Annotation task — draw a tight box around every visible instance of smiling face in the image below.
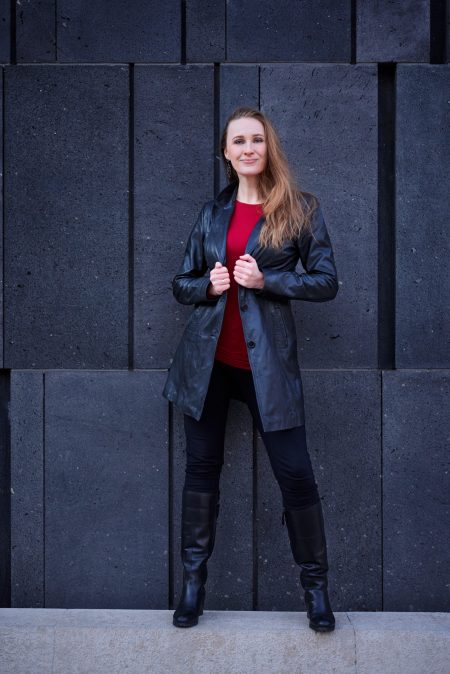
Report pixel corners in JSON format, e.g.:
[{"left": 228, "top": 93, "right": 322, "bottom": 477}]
[{"left": 224, "top": 117, "right": 267, "bottom": 179}]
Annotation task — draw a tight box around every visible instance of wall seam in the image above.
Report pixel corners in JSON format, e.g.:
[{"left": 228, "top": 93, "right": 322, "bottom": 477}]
[
  {"left": 377, "top": 63, "right": 396, "bottom": 372},
  {"left": 128, "top": 64, "right": 135, "bottom": 370},
  {"left": 430, "top": 0, "right": 447, "bottom": 63}
]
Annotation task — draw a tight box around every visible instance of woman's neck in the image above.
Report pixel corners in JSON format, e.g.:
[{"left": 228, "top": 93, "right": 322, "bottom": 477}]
[{"left": 236, "top": 177, "right": 263, "bottom": 204}]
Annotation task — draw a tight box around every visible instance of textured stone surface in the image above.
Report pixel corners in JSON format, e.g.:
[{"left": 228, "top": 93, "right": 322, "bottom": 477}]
[
  {"left": 16, "top": 0, "right": 56, "bottom": 62},
  {"left": 258, "top": 369, "right": 382, "bottom": 611},
  {"left": 396, "top": 65, "right": 450, "bottom": 368},
  {"left": 10, "top": 372, "right": 45, "bottom": 607},
  {"left": 187, "top": 0, "right": 225, "bottom": 62},
  {"left": 350, "top": 611, "right": 450, "bottom": 674},
  {"left": 0, "top": 70, "right": 3, "bottom": 366},
  {"left": 134, "top": 65, "right": 214, "bottom": 369},
  {"left": 383, "top": 370, "right": 450, "bottom": 611},
  {"left": 227, "top": 0, "right": 351, "bottom": 62},
  {"left": 260, "top": 64, "right": 378, "bottom": 368},
  {"left": 43, "top": 370, "right": 168, "bottom": 608},
  {"left": 172, "top": 400, "right": 254, "bottom": 610},
  {"left": 4, "top": 65, "right": 129, "bottom": 369},
  {"left": 357, "top": 0, "right": 429, "bottom": 63},
  {"left": 1, "top": 609, "right": 449, "bottom": 674},
  {"left": 0, "top": 1, "right": 10, "bottom": 63},
  {"left": 57, "top": 0, "right": 180, "bottom": 62},
  {"left": 0, "top": 373, "right": 10, "bottom": 608}
]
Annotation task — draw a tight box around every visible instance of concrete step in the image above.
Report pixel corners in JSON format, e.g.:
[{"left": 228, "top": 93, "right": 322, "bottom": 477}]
[{"left": 0, "top": 609, "right": 449, "bottom": 674}]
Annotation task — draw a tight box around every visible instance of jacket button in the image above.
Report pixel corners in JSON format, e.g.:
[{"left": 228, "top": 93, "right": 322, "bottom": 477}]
[
  {"left": 241, "top": 304, "right": 248, "bottom": 311},
  {"left": 247, "top": 340, "right": 255, "bottom": 348}
]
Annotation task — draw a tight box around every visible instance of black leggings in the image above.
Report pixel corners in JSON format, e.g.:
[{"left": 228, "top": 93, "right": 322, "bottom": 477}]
[{"left": 183, "top": 359, "right": 321, "bottom": 510}]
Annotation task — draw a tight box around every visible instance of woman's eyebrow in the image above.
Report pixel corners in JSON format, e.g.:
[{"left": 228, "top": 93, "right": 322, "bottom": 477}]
[{"left": 231, "top": 134, "right": 264, "bottom": 140}]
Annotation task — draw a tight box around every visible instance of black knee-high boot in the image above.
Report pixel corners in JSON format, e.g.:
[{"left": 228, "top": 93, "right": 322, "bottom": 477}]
[
  {"left": 282, "top": 499, "right": 335, "bottom": 632},
  {"left": 173, "top": 488, "right": 220, "bottom": 628}
]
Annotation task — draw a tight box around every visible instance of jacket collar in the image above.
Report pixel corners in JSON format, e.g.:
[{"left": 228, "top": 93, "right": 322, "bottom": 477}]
[
  {"left": 213, "top": 180, "right": 266, "bottom": 262},
  {"left": 213, "top": 179, "right": 239, "bottom": 208}
]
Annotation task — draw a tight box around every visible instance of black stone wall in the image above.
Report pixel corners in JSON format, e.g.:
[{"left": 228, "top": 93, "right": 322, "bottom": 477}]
[{"left": 0, "top": 1, "right": 448, "bottom": 612}]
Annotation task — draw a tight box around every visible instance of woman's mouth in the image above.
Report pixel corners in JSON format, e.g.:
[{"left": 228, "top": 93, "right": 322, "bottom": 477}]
[{"left": 242, "top": 159, "right": 257, "bottom": 164}]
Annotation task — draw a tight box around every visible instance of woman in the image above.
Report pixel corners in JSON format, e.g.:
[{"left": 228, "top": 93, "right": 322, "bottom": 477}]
[{"left": 162, "top": 106, "right": 339, "bottom": 632}]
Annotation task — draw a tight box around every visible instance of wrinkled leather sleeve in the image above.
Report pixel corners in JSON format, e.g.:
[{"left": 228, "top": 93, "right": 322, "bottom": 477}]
[
  {"left": 254, "top": 201, "right": 339, "bottom": 302},
  {"left": 172, "top": 203, "right": 219, "bottom": 306}
]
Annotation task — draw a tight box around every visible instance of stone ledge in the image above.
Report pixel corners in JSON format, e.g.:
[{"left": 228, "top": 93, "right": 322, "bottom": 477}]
[{"left": 0, "top": 609, "right": 449, "bottom": 674}]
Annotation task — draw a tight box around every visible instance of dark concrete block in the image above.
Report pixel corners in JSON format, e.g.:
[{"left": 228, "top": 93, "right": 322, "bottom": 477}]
[
  {"left": 0, "top": 70, "right": 2, "bottom": 367},
  {"left": 10, "top": 372, "right": 45, "bottom": 607},
  {"left": 0, "top": 373, "right": 11, "bottom": 607},
  {"left": 44, "top": 370, "right": 168, "bottom": 608},
  {"left": 447, "top": 10, "right": 450, "bottom": 63},
  {"left": 4, "top": 65, "right": 129, "bottom": 369},
  {"left": 357, "top": 0, "right": 429, "bottom": 63},
  {"left": 134, "top": 65, "right": 214, "bottom": 369},
  {"left": 0, "top": 1, "right": 10, "bottom": 63},
  {"left": 172, "top": 399, "right": 254, "bottom": 610},
  {"left": 16, "top": 0, "right": 56, "bottom": 63},
  {"left": 396, "top": 65, "right": 450, "bottom": 368},
  {"left": 227, "top": 0, "right": 351, "bottom": 62},
  {"left": 57, "top": 0, "right": 180, "bottom": 62},
  {"left": 218, "top": 64, "right": 259, "bottom": 187},
  {"left": 260, "top": 64, "right": 378, "bottom": 369},
  {"left": 383, "top": 370, "right": 450, "bottom": 611},
  {"left": 187, "top": 0, "right": 225, "bottom": 62},
  {"left": 258, "top": 370, "right": 382, "bottom": 611}
]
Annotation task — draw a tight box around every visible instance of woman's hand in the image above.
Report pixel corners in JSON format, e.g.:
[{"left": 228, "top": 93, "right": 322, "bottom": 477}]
[
  {"left": 207, "top": 261, "right": 231, "bottom": 297},
  {"left": 233, "top": 254, "right": 264, "bottom": 289}
]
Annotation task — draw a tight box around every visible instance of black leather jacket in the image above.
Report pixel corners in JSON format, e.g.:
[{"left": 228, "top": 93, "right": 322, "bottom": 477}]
[{"left": 162, "top": 180, "right": 339, "bottom": 431}]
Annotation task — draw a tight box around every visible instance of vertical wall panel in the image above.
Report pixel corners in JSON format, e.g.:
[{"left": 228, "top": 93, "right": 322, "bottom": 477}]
[
  {"left": 357, "top": 0, "right": 430, "bottom": 63},
  {"left": 16, "top": 0, "right": 56, "bottom": 63},
  {"left": 44, "top": 371, "right": 168, "bottom": 608},
  {"left": 227, "top": 0, "right": 351, "bottom": 62},
  {"left": 187, "top": 0, "right": 225, "bottom": 63},
  {"left": 0, "top": 68, "right": 3, "bottom": 366},
  {"left": 4, "top": 66, "right": 129, "bottom": 369},
  {"left": 0, "top": 1, "right": 10, "bottom": 63},
  {"left": 10, "top": 372, "right": 45, "bottom": 607},
  {"left": 134, "top": 65, "right": 214, "bottom": 369},
  {"left": 396, "top": 65, "right": 450, "bottom": 368},
  {"left": 383, "top": 371, "right": 450, "bottom": 610}
]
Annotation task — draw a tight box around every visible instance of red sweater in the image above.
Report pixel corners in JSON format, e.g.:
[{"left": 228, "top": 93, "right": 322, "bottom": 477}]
[{"left": 215, "top": 200, "right": 264, "bottom": 370}]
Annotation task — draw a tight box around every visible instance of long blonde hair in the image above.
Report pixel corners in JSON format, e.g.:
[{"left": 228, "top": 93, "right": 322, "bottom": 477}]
[{"left": 220, "top": 106, "right": 319, "bottom": 250}]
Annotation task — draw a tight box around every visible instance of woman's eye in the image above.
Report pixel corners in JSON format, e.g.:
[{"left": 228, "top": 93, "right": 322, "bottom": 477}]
[{"left": 233, "top": 138, "right": 264, "bottom": 143}]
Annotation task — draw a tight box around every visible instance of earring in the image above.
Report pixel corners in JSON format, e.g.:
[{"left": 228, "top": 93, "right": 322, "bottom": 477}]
[{"left": 226, "top": 160, "right": 232, "bottom": 180}]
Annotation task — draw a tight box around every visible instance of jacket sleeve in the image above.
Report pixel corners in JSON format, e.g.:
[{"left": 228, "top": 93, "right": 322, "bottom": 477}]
[
  {"left": 254, "top": 201, "right": 339, "bottom": 302},
  {"left": 172, "top": 203, "right": 220, "bottom": 306}
]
